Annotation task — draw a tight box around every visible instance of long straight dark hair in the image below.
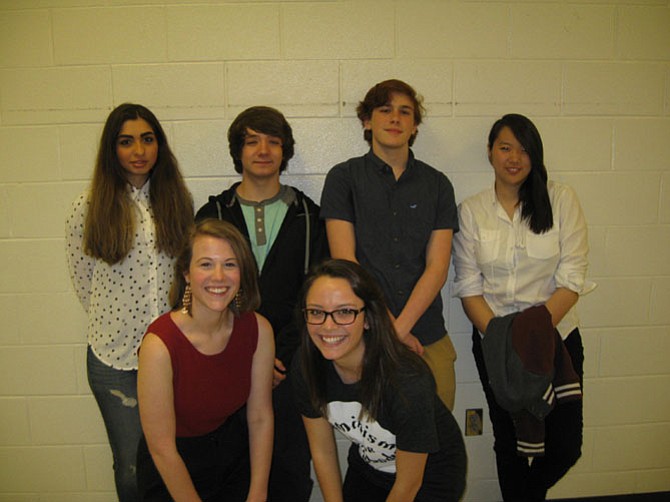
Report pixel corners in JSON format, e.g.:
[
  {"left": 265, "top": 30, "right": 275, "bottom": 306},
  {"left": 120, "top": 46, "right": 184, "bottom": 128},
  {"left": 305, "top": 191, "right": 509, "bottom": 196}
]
[
  {"left": 298, "top": 259, "right": 430, "bottom": 421},
  {"left": 84, "top": 103, "right": 193, "bottom": 264},
  {"left": 488, "top": 113, "right": 553, "bottom": 234}
]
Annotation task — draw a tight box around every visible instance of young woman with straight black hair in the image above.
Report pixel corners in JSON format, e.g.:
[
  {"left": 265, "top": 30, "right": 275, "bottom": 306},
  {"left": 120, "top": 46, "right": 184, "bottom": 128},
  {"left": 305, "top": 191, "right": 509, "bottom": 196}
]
[{"left": 453, "top": 114, "right": 590, "bottom": 501}]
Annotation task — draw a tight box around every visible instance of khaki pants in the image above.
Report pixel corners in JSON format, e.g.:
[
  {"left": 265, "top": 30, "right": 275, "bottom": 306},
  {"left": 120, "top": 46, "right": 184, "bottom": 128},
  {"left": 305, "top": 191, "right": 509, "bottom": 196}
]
[{"left": 422, "top": 334, "right": 457, "bottom": 410}]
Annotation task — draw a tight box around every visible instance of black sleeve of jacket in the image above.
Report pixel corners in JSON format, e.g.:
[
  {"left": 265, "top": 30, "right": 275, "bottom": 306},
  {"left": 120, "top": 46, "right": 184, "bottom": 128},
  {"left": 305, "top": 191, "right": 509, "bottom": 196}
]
[
  {"left": 276, "top": 201, "right": 329, "bottom": 367},
  {"left": 309, "top": 208, "right": 330, "bottom": 268}
]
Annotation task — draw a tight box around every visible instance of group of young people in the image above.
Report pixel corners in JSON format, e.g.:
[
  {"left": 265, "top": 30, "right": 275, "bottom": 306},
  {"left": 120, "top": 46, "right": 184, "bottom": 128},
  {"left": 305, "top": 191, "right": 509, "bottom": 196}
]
[{"left": 66, "top": 79, "right": 589, "bottom": 502}]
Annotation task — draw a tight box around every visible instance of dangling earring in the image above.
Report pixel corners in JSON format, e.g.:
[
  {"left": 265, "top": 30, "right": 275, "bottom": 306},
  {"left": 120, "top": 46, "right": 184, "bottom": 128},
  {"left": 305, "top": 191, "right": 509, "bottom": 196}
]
[
  {"left": 181, "top": 283, "right": 192, "bottom": 315},
  {"left": 234, "top": 289, "right": 243, "bottom": 311}
]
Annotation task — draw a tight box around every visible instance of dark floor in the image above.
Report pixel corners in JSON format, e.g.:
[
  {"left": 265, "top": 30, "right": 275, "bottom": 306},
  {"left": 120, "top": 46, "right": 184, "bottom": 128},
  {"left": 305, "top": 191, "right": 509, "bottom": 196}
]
[{"left": 553, "top": 492, "right": 669, "bottom": 502}]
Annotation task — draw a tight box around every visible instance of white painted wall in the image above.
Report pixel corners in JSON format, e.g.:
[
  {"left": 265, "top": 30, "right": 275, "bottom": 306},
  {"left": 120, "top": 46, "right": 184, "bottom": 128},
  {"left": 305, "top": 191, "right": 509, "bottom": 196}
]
[{"left": 0, "top": 1, "right": 668, "bottom": 500}]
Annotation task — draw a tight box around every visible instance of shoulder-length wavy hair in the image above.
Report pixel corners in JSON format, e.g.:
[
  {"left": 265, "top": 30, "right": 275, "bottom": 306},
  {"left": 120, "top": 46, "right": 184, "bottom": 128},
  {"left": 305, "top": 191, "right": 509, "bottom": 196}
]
[
  {"left": 227, "top": 106, "right": 295, "bottom": 174},
  {"left": 298, "top": 259, "right": 429, "bottom": 421},
  {"left": 356, "top": 79, "right": 426, "bottom": 147},
  {"left": 169, "top": 219, "right": 261, "bottom": 317},
  {"left": 84, "top": 103, "right": 193, "bottom": 264},
  {"left": 488, "top": 113, "right": 553, "bottom": 234}
]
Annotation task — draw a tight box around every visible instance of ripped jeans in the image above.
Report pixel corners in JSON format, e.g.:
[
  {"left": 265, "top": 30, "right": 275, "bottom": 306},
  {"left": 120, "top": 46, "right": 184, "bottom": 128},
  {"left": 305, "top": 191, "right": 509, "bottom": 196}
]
[{"left": 87, "top": 346, "right": 141, "bottom": 502}]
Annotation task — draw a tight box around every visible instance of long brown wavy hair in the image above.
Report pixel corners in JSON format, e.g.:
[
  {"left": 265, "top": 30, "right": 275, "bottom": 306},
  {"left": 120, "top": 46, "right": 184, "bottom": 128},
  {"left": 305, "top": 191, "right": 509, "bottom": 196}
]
[
  {"left": 298, "top": 259, "right": 431, "bottom": 421},
  {"left": 83, "top": 103, "right": 193, "bottom": 264}
]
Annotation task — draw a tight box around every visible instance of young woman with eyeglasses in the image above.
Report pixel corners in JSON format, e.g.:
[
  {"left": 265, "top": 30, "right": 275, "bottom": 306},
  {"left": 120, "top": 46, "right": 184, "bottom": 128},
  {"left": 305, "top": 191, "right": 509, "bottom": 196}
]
[{"left": 291, "top": 259, "right": 466, "bottom": 502}]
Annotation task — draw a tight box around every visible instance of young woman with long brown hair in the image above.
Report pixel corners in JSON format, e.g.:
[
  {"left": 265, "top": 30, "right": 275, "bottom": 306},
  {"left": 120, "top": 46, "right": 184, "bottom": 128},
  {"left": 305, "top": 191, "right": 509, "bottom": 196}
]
[
  {"left": 65, "top": 103, "right": 192, "bottom": 501},
  {"left": 293, "top": 259, "right": 466, "bottom": 502},
  {"left": 136, "top": 219, "right": 274, "bottom": 501}
]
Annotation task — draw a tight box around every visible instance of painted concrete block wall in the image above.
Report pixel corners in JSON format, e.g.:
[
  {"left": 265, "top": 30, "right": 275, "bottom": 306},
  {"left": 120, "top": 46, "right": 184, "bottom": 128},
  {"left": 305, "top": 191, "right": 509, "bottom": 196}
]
[{"left": 0, "top": 1, "right": 668, "bottom": 500}]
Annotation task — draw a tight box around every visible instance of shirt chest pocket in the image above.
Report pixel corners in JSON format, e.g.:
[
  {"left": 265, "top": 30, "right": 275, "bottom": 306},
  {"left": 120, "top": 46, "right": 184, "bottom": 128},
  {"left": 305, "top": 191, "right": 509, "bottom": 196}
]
[
  {"left": 526, "top": 228, "right": 559, "bottom": 259},
  {"left": 475, "top": 229, "right": 500, "bottom": 264}
]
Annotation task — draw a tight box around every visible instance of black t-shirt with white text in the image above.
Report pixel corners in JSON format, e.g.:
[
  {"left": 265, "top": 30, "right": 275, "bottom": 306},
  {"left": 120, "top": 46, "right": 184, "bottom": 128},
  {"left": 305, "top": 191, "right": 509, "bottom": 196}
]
[{"left": 292, "top": 359, "right": 466, "bottom": 501}]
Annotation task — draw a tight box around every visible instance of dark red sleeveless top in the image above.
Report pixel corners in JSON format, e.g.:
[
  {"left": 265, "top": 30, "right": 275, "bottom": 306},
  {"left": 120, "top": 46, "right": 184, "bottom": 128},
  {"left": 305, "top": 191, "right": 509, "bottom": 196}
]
[{"left": 146, "top": 311, "right": 258, "bottom": 437}]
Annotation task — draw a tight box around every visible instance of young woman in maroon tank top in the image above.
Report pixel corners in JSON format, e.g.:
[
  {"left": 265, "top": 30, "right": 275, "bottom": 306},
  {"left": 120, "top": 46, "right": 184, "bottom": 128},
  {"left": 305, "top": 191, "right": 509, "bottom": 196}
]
[{"left": 137, "top": 219, "right": 275, "bottom": 502}]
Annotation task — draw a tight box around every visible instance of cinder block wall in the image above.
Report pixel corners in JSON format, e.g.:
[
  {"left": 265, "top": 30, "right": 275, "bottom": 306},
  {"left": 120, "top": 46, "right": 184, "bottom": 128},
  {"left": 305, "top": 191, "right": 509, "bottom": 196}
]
[{"left": 1, "top": 1, "right": 668, "bottom": 501}]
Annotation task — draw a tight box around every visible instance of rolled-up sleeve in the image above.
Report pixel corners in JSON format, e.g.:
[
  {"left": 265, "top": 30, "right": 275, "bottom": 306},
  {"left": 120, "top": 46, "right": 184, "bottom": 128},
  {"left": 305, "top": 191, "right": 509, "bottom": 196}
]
[{"left": 553, "top": 185, "right": 589, "bottom": 294}]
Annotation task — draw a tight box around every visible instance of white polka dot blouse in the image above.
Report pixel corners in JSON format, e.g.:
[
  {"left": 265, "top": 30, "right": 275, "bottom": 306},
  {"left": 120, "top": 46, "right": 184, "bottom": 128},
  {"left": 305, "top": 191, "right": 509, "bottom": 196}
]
[{"left": 65, "top": 181, "right": 176, "bottom": 370}]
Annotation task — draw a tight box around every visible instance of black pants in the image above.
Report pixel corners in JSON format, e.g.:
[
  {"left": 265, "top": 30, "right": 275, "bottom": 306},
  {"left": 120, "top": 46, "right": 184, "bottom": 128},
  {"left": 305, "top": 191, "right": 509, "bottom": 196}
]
[
  {"left": 137, "top": 410, "right": 250, "bottom": 502},
  {"left": 473, "top": 327, "right": 584, "bottom": 502},
  {"left": 267, "top": 374, "right": 313, "bottom": 502},
  {"left": 341, "top": 443, "right": 466, "bottom": 502}
]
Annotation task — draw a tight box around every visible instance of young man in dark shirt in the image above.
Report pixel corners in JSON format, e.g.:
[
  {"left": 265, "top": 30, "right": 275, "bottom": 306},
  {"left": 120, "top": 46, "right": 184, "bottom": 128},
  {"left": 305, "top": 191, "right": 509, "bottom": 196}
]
[
  {"left": 196, "top": 106, "right": 328, "bottom": 501},
  {"left": 320, "top": 80, "right": 459, "bottom": 409}
]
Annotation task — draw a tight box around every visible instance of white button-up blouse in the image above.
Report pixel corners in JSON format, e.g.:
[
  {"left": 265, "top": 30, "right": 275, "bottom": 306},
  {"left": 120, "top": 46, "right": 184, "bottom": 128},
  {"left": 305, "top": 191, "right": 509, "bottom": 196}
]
[{"left": 452, "top": 181, "right": 590, "bottom": 339}]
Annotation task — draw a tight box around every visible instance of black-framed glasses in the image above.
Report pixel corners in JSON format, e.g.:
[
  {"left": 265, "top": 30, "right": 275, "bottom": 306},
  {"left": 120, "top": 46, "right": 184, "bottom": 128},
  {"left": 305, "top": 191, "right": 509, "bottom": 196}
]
[{"left": 303, "top": 307, "right": 366, "bottom": 326}]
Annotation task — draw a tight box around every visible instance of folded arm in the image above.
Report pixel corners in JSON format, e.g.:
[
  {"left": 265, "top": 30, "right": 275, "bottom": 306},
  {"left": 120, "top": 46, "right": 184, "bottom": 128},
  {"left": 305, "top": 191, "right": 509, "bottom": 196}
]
[
  {"left": 65, "top": 194, "right": 95, "bottom": 311},
  {"left": 393, "top": 228, "right": 453, "bottom": 352}
]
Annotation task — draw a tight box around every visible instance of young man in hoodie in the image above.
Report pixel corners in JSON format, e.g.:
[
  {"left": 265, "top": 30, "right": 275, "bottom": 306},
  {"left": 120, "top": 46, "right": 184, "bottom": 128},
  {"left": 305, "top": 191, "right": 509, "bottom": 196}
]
[{"left": 196, "top": 106, "right": 328, "bottom": 501}]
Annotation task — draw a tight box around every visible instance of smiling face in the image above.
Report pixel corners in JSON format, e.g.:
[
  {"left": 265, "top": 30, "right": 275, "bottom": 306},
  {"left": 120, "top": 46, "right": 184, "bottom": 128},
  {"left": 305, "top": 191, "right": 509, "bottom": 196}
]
[
  {"left": 364, "top": 92, "right": 418, "bottom": 154},
  {"left": 185, "top": 235, "right": 241, "bottom": 316},
  {"left": 305, "top": 276, "right": 368, "bottom": 373},
  {"left": 239, "top": 127, "right": 284, "bottom": 181},
  {"left": 116, "top": 118, "right": 158, "bottom": 188},
  {"left": 488, "top": 126, "right": 532, "bottom": 194}
]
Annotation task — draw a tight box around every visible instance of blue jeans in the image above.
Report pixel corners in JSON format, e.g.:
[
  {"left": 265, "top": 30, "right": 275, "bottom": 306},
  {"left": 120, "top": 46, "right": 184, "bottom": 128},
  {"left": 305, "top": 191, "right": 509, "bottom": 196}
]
[{"left": 87, "top": 346, "right": 141, "bottom": 502}]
